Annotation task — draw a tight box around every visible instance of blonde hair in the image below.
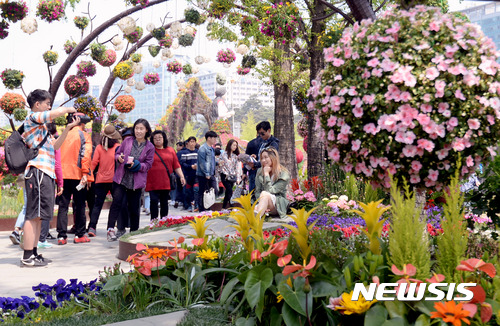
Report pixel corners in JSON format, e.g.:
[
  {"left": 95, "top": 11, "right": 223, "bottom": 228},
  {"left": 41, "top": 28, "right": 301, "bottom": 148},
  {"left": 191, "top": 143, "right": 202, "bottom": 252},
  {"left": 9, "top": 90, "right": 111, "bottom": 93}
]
[{"left": 259, "top": 147, "right": 288, "bottom": 182}]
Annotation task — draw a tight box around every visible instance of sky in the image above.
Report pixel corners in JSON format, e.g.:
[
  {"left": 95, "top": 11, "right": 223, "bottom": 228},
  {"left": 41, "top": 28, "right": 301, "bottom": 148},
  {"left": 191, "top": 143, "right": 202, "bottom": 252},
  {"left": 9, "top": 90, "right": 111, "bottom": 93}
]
[{"left": 0, "top": 0, "right": 490, "bottom": 102}]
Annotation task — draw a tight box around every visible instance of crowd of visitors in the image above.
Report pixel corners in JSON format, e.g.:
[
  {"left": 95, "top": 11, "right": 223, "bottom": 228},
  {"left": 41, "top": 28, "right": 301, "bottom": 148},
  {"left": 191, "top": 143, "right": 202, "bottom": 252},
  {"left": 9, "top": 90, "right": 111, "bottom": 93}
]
[{"left": 9, "top": 89, "right": 287, "bottom": 268}]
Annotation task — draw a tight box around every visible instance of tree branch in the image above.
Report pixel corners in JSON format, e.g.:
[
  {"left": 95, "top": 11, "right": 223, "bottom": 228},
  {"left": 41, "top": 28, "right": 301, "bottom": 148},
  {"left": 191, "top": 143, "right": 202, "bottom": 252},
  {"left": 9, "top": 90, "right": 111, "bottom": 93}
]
[
  {"left": 375, "top": 0, "right": 389, "bottom": 13},
  {"left": 317, "top": 0, "right": 354, "bottom": 25}
]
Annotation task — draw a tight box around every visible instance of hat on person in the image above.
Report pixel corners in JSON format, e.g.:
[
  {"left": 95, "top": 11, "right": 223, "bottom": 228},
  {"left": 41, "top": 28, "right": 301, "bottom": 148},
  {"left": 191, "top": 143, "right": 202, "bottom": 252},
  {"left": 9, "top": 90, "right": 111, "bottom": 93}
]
[
  {"left": 121, "top": 127, "right": 133, "bottom": 138},
  {"left": 102, "top": 124, "right": 122, "bottom": 140}
]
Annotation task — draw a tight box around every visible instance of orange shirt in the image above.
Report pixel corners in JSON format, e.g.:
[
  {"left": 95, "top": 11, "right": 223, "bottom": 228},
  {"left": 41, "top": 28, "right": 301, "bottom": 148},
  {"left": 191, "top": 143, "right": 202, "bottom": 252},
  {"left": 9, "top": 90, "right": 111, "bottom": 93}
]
[{"left": 91, "top": 143, "right": 119, "bottom": 184}]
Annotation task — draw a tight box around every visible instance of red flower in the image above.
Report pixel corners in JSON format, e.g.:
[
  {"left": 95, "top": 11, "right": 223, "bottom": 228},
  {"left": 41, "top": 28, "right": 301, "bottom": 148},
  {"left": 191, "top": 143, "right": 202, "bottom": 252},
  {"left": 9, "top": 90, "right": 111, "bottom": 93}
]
[
  {"left": 261, "top": 239, "right": 288, "bottom": 258},
  {"left": 282, "top": 255, "right": 316, "bottom": 279},
  {"left": 456, "top": 258, "right": 496, "bottom": 278}
]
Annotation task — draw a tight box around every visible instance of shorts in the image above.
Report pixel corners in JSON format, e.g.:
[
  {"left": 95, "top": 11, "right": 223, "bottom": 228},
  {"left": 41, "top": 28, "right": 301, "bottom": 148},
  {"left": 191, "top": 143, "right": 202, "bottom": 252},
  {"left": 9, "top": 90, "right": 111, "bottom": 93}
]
[{"left": 25, "top": 167, "right": 55, "bottom": 221}]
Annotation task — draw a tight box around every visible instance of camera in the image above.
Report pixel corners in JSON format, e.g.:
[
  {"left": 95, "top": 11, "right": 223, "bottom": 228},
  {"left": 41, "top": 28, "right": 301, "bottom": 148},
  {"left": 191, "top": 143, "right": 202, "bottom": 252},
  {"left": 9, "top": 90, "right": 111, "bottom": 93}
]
[{"left": 67, "top": 112, "right": 91, "bottom": 125}]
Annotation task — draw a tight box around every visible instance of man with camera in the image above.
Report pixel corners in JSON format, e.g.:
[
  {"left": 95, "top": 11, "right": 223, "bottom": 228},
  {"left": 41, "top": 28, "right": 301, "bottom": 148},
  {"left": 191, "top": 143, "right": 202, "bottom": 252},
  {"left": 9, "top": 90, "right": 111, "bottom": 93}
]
[{"left": 56, "top": 113, "right": 93, "bottom": 245}]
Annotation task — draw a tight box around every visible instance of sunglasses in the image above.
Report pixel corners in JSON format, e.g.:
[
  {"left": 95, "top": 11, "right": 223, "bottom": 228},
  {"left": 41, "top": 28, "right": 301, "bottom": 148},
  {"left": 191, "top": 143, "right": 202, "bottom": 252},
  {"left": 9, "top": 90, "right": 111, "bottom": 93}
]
[{"left": 259, "top": 132, "right": 267, "bottom": 136}]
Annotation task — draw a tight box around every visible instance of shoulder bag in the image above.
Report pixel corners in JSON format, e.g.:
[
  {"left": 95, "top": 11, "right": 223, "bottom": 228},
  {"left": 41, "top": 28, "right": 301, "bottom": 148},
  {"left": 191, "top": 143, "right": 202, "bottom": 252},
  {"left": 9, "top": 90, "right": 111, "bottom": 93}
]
[{"left": 155, "top": 151, "right": 177, "bottom": 190}]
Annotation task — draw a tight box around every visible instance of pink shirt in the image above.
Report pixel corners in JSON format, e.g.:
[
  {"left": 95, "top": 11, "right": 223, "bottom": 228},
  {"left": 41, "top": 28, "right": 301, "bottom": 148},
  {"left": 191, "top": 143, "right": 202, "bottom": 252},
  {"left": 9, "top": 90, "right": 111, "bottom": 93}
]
[{"left": 55, "top": 149, "right": 63, "bottom": 188}]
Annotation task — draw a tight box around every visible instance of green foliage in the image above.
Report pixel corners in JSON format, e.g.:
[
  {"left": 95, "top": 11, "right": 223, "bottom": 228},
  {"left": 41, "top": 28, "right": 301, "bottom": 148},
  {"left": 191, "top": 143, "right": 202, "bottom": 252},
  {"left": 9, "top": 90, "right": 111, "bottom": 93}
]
[
  {"left": 387, "top": 177, "right": 431, "bottom": 280},
  {"left": 436, "top": 168, "right": 468, "bottom": 282},
  {"left": 181, "top": 120, "right": 200, "bottom": 140},
  {"left": 177, "top": 307, "right": 231, "bottom": 326},
  {"left": 352, "top": 200, "right": 390, "bottom": 255},
  {"left": 345, "top": 174, "right": 360, "bottom": 202},
  {"left": 240, "top": 110, "right": 257, "bottom": 141},
  {"left": 282, "top": 207, "right": 317, "bottom": 260},
  {"left": 54, "top": 115, "right": 67, "bottom": 126}
]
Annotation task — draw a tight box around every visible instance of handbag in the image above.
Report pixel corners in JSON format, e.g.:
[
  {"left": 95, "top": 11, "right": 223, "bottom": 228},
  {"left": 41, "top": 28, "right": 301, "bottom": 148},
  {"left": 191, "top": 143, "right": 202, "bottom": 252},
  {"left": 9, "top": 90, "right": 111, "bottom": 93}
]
[
  {"left": 203, "top": 187, "right": 215, "bottom": 209},
  {"left": 155, "top": 151, "right": 177, "bottom": 190},
  {"left": 226, "top": 174, "right": 237, "bottom": 183},
  {"left": 231, "top": 180, "right": 248, "bottom": 202}
]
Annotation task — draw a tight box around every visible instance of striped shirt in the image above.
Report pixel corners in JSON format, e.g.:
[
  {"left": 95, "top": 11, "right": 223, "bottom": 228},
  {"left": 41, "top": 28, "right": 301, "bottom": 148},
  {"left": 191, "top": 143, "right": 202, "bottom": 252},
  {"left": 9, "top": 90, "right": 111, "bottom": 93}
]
[{"left": 23, "top": 111, "right": 55, "bottom": 179}]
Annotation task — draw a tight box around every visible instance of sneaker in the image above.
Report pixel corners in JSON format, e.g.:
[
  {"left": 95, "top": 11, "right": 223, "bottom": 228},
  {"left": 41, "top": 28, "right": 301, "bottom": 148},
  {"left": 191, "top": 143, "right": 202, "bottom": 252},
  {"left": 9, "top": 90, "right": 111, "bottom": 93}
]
[
  {"left": 193, "top": 208, "right": 199, "bottom": 212},
  {"left": 174, "top": 202, "right": 179, "bottom": 208},
  {"left": 107, "top": 230, "right": 117, "bottom": 242},
  {"left": 35, "top": 254, "right": 52, "bottom": 264},
  {"left": 74, "top": 235, "right": 91, "bottom": 243},
  {"left": 38, "top": 241, "right": 53, "bottom": 249},
  {"left": 67, "top": 225, "right": 76, "bottom": 234},
  {"left": 20, "top": 255, "right": 48, "bottom": 267},
  {"left": 9, "top": 231, "right": 20, "bottom": 245},
  {"left": 57, "top": 237, "right": 67, "bottom": 245},
  {"left": 144, "top": 209, "right": 150, "bottom": 215},
  {"left": 116, "top": 229, "right": 126, "bottom": 239},
  {"left": 88, "top": 228, "right": 96, "bottom": 237},
  {"left": 46, "top": 232, "right": 56, "bottom": 240}
]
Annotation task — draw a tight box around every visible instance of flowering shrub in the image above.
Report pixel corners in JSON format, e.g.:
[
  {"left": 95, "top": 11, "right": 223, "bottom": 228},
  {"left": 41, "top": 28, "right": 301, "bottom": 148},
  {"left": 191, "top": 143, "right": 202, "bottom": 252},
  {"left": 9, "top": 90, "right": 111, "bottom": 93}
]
[
  {"left": 148, "top": 45, "right": 160, "bottom": 57},
  {"left": 178, "top": 33, "right": 194, "bottom": 47},
  {"left": 63, "top": 39, "right": 77, "bottom": 54},
  {"left": 321, "top": 195, "right": 358, "bottom": 217},
  {"left": 182, "top": 63, "right": 192, "bottom": 75},
  {"left": 0, "top": 19, "right": 9, "bottom": 39},
  {"left": 64, "top": 75, "right": 89, "bottom": 98},
  {"left": 0, "top": 1, "right": 28, "bottom": 23},
  {"left": 114, "top": 95, "right": 135, "bottom": 113},
  {"left": 158, "top": 33, "right": 172, "bottom": 48},
  {"left": 0, "top": 92, "right": 25, "bottom": 115},
  {"left": 124, "top": 26, "right": 143, "bottom": 43},
  {"left": 143, "top": 72, "right": 159, "bottom": 85},
  {"left": 98, "top": 49, "right": 116, "bottom": 67},
  {"left": 13, "top": 108, "right": 27, "bottom": 121},
  {"left": 36, "top": 0, "right": 65, "bottom": 23},
  {"left": 216, "top": 48, "right": 236, "bottom": 64},
  {"left": 113, "top": 61, "right": 134, "bottom": 80},
  {"left": 166, "top": 60, "right": 182, "bottom": 74},
  {"left": 76, "top": 61, "right": 96, "bottom": 77},
  {"left": 42, "top": 50, "right": 58, "bottom": 66},
  {"left": 73, "top": 16, "right": 89, "bottom": 30},
  {"left": 74, "top": 95, "right": 102, "bottom": 120},
  {"left": 260, "top": 2, "right": 299, "bottom": 43},
  {"left": 310, "top": 6, "right": 500, "bottom": 191},
  {"left": 0, "top": 68, "right": 25, "bottom": 89},
  {"left": 237, "top": 65, "right": 250, "bottom": 75},
  {"left": 90, "top": 42, "right": 106, "bottom": 61}
]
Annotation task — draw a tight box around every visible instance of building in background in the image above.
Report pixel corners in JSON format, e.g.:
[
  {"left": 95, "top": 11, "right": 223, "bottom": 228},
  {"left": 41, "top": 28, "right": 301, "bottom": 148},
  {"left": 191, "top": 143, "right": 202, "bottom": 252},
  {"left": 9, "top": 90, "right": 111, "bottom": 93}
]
[{"left": 462, "top": 3, "right": 500, "bottom": 50}]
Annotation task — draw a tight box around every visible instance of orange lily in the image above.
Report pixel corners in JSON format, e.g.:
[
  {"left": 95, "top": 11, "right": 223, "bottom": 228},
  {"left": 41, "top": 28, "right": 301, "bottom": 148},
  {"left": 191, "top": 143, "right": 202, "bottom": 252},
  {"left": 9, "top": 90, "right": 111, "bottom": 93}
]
[
  {"left": 456, "top": 258, "right": 496, "bottom": 278},
  {"left": 282, "top": 255, "right": 316, "bottom": 279}
]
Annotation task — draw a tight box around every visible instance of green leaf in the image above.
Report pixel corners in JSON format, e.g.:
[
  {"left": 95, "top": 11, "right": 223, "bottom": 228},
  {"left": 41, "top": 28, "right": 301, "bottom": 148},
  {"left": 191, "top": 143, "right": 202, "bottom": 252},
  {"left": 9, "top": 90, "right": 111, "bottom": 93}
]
[
  {"left": 220, "top": 277, "right": 240, "bottom": 304},
  {"left": 414, "top": 300, "right": 435, "bottom": 316},
  {"left": 277, "top": 279, "right": 313, "bottom": 317},
  {"left": 270, "top": 306, "right": 283, "bottom": 326},
  {"left": 102, "top": 274, "right": 126, "bottom": 291},
  {"left": 384, "top": 301, "right": 407, "bottom": 319},
  {"left": 282, "top": 302, "right": 304, "bottom": 326},
  {"left": 244, "top": 268, "right": 273, "bottom": 309},
  {"left": 381, "top": 317, "right": 408, "bottom": 326},
  {"left": 311, "top": 281, "right": 338, "bottom": 298},
  {"left": 235, "top": 317, "right": 256, "bottom": 326},
  {"left": 414, "top": 314, "right": 430, "bottom": 326},
  {"left": 364, "top": 305, "right": 388, "bottom": 326}
]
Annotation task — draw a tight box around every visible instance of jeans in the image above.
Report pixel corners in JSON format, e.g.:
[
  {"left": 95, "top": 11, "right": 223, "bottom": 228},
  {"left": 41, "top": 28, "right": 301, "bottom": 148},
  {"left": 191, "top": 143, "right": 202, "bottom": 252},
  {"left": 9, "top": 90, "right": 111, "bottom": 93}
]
[
  {"left": 15, "top": 188, "right": 27, "bottom": 229},
  {"left": 88, "top": 183, "right": 113, "bottom": 230},
  {"left": 143, "top": 191, "right": 150, "bottom": 211},
  {"left": 248, "top": 170, "right": 257, "bottom": 199},
  {"left": 184, "top": 176, "right": 198, "bottom": 210},
  {"left": 198, "top": 176, "right": 217, "bottom": 212},
  {"left": 57, "top": 179, "right": 88, "bottom": 239},
  {"left": 221, "top": 173, "right": 235, "bottom": 209},
  {"left": 108, "top": 182, "right": 142, "bottom": 232},
  {"left": 150, "top": 189, "right": 170, "bottom": 220}
]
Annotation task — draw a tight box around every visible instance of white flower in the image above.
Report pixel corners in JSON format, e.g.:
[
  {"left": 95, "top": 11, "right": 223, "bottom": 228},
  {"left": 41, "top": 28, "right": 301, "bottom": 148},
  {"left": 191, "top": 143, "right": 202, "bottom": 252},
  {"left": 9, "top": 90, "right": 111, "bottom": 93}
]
[
  {"left": 146, "top": 23, "right": 155, "bottom": 32},
  {"left": 192, "top": 65, "right": 199, "bottom": 74},
  {"left": 153, "top": 60, "right": 161, "bottom": 68},
  {"left": 195, "top": 56, "right": 204, "bottom": 64},
  {"left": 126, "top": 78, "right": 135, "bottom": 86},
  {"left": 111, "top": 36, "right": 123, "bottom": 46},
  {"left": 176, "top": 79, "right": 186, "bottom": 88},
  {"left": 117, "top": 17, "right": 136, "bottom": 35},
  {"left": 114, "top": 43, "right": 125, "bottom": 51},
  {"left": 124, "top": 86, "right": 132, "bottom": 93},
  {"left": 204, "top": 56, "right": 210, "bottom": 63},
  {"left": 236, "top": 44, "right": 249, "bottom": 55},
  {"left": 184, "top": 26, "right": 196, "bottom": 36},
  {"left": 133, "top": 63, "right": 143, "bottom": 74},
  {"left": 170, "top": 21, "right": 182, "bottom": 32},
  {"left": 171, "top": 38, "right": 179, "bottom": 49},
  {"left": 20, "top": 17, "right": 37, "bottom": 35},
  {"left": 135, "top": 81, "right": 146, "bottom": 90},
  {"left": 339, "top": 195, "right": 349, "bottom": 202}
]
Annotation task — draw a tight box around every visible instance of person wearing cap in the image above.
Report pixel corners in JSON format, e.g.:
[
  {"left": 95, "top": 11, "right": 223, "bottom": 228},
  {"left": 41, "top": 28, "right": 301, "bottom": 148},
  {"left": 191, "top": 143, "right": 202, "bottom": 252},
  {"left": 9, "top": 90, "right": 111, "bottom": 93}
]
[{"left": 86, "top": 125, "right": 122, "bottom": 239}]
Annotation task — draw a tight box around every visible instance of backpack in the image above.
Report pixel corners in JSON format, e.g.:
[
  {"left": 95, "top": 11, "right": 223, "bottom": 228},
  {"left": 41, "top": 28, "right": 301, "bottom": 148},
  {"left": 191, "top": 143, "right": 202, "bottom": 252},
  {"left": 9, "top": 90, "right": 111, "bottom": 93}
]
[{"left": 4, "top": 123, "right": 49, "bottom": 175}]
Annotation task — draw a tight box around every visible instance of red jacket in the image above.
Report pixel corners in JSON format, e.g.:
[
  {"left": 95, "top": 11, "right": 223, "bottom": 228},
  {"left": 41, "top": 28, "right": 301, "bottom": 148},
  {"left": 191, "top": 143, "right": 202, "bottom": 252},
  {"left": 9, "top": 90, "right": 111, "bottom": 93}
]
[
  {"left": 91, "top": 143, "right": 119, "bottom": 184},
  {"left": 60, "top": 127, "right": 92, "bottom": 180},
  {"left": 146, "top": 147, "right": 180, "bottom": 191}
]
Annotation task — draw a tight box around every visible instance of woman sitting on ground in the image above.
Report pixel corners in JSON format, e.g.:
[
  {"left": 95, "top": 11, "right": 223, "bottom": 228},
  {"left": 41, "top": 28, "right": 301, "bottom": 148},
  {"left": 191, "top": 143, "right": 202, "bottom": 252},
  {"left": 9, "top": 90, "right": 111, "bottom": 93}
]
[{"left": 254, "top": 147, "right": 290, "bottom": 219}]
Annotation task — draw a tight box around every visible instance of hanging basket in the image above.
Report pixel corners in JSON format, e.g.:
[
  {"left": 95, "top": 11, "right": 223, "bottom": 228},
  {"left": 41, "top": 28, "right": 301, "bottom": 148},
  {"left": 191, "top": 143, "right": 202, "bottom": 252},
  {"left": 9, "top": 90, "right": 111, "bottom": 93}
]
[
  {"left": 36, "top": 0, "right": 65, "bottom": 23},
  {"left": 182, "top": 64, "right": 192, "bottom": 75},
  {"left": 74, "top": 95, "right": 102, "bottom": 120},
  {"left": 178, "top": 34, "right": 194, "bottom": 47},
  {"left": 77, "top": 61, "right": 97, "bottom": 77},
  {"left": 143, "top": 72, "right": 160, "bottom": 85},
  {"left": 152, "top": 27, "right": 165, "bottom": 40},
  {"left": 148, "top": 45, "right": 161, "bottom": 57},
  {"left": 0, "top": 20, "right": 9, "bottom": 40},
  {"left": 117, "top": 16, "right": 136, "bottom": 34},
  {"left": 216, "top": 48, "right": 236, "bottom": 64},
  {"left": 114, "top": 95, "right": 135, "bottom": 113},
  {"left": 42, "top": 50, "right": 58, "bottom": 66},
  {"left": 98, "top": 49, "right": 117, "bottom": 67},
  {"left": 130, "top": 53, "right": 142, "bottom": 63},
  {"left": 159, "top": 33, "right": 173, "bottom": 48},
  {"left": 125, "top": 0, "right": 149, "bottom": 7},
  {"left": 20, "top": 17, "right": 37, "bottom": 35},
  {"left": 184, "top": 8, "right": 201, "bottom": 25},
  {"left": 242, "top": 54, "right": 257, "bottom": 69},
  {"left": 113, "top": 61, "right": 134, "bottom": 80},
  {"left": 166, "top": 60, "right": 182, "bottom": 74},
  {"left": 13, "top": 108, "right": 28, "bottom": 121},
  {"left": 90, "top": 42, "right": 107, "bottom": 61},
  {"left": 0, "top": 1, "right": 28, "bottom": 23},
  {"left": 124, "top": 26, "right": 143, "bottom": 44},
  {"left": 216, "top": 73, "right": 226, "bottom": 85},
  {"left": 64, "top": 75, "right": 89, "bottom": 98},
  {"left": 73, "top": 16, "right": 89, "bottom": 30},
  {"left": 237, "top": 65, "right": 250, "bottom": 76},
  {"left": 64, "top": 40, "right": 77, "bottom": 54},
  {"left": 0, "top": 92, "right": 25, "bottom": 115},
  {"left": 0, "top": 68, "right": 25, "bottom": 90}
]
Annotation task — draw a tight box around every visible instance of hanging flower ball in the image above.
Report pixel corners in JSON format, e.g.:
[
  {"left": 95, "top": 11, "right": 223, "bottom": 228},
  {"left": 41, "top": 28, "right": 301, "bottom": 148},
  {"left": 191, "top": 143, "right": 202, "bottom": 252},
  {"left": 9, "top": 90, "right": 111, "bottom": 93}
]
[
  {"left": 132, "top": 62, "right": 143, "bottom": 74},
  {"left": 260, "top": 2, "right": 300, "bottom": 42},
  {"left": 192, "top": 65, "right": 199, "bottom": 74},
  {"left": 176, "top": 79, "right": 186, "bottom": 88},
  {"left": 117, "top": 16, "right": 136, "bottom": 35},
  {"left": 90, "top": 42, "right": 107, "bottom": 61},
  {"left": 124, "top": 86, "right": 132, "bottom": 93},
  {"left": 73, "top": 16, "right": 89, "bottom": 30},
  {"left": 114, "top": 43, "right": 124, "bottom": 51},
  {"left": 310, "top": 6, "right": 500, "bottom": 191},
  {"left": 161, "top": 55, "right": 168, "bottom": 61},
  {"left": 0, "top": 92, "right": 25, "bottom": 115},
  {"left": 77, "top": 61, "right": 96, "bottom": 77},
  {"left": 182, "top": 64, "right": 192, "bottom": 75},
  {"left": 236, "top": 44, "right": 249, "bottom": 55},
  {"left": 152, "top": 60, "right": 161, "bottom": 68},
  {"left": 166, "top": 60, "right": 182, "bottom": 74},
  {"left": 184, "top": 8, "right": 201, "bottom": 25},
  {"left": 178, "top": 34, "right": 194, "bottom": 47},
  {"left": 42, "top": 50, "right": 58, "bottom": 66},
  {"left": 64, "top": 75, "right": 89, "bottom": 98},
  {"left": 111, "top": 35, "right": 123, "bottom": 46},
  {"left": 13, "top": 108, "right": 28, "bottom": 122},
  {"left": 216, "top": 73, "right": 226, "bottom": 85},
  {"left": 161, "top": 48, "right": 171, "bottom": 58},
  {"left": 208, "top": 0, "right": 234, "bottom": 19},
  {"left": 0, "top": 69, "right": 25, "bottom": 90},
  {"left": 195, "top": 56, "right": 204, "bottom": 65},
  {"left": 146, "top": 22, "right": 155, "bottom": 32},
  {"left": 126, "top": 78, "right": 135, "bottom": 86},
  {"left": 98, "top": 49, "right": 117, "bottom": 67},
  {"left": 64, "top": 40, "right": 77, "bottom": 54},
  {"left": 114, "top": 95, "right": 135, "bottom": 113},
  {"left": 113, "top": 61, "right": 134, "bottom": 80},
  {"left": 297, "top": 116, "right": 308, "bottom": 138},
  {"left": 158, "top": 33, "right": 173, "bottom": 48},
  {"left": 242, "top": 54, "right": 257, "bottom": 68},
  {"left": 152, "top": 26, "right": 165, "bottom": 40},
  {"left": 216, "top": 48, "right": 236, "bottom": 64},
  {"left": 143, "top": 72, "right": 159, "bottom": 85},
  {"left": 171, "top": 38, "right": 179, "bottom": 49},
  {"left": 36, "top": 0, "right": 65, "bottom": 23},
  {"left": 74, "top": 95, "right": 102, "bottom": 120},
  {"left": 148, "top": 45, "right": 160, "bottom": 57},
  {"left": 170, "top": 21, "right": 182, "bottom": 34},
  {"left": 125, "top": 0, "right": 149, "bottom": 7},
  {"left": 204, "top": 56, "right": 210, "bottom": 63},
  {"left": 0, "top": 1, "right": 28, "bottom": 23},
  {"left": 20, "top": 17, "right": 37, "bottom": 34},
  {"left": 124, "top": 26, "right": 143, "bottom": 44},
  {"left": 135, "top": 81, "right": 146, "bottom": 90},
  {"left": 130, "top": 53, "right": 142, "bottom": 63},
  {"left": 237, "top": 65, "right": 250, "bottom": 76},
  {"left": 184, "top": 26, "right": 196, "bottom": 37},
  {"left": 0, "top": 19, "right": 9, "bottom": 39}
]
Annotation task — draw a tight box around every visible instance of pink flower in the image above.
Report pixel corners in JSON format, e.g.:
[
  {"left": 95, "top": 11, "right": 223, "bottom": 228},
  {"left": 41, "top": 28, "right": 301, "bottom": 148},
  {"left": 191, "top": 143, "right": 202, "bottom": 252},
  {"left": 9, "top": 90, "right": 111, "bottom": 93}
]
[
  {"left": 363, "top": 123, "right": 378, "bottom": 135},
  {"left": 417, "top": 113, "right": 431, "bottom": 126},
  {"left": 425, "top": 67, "right": 439, "bottom": 80},
  {"left": 436, "top": 149, "right": 449, "bottom": 160},
  {"left": 402, "top": 145, "right": 417, "bottom": 157},
  {"left": 367, "top": 58, "right": 380, "bottom": 67},
  {"left": 332, "top": 58, "right": 345, "bottom": 67},
  {"left": 417, "top": 139, "right": 435, "bottom": 152},
  {"left": 420, "top": 104, "right": 432, "bottom": 113},
  {"left": 423, "top": 93, "right": 432, "bottom": 102},
  {"left": 466, "top": 156, "right": 474, "bottom": 167},
  {"left": 429, "top": 21, "right": 440, "bottom": 32},
  {"left": 381, "top": 59, "right": 398, "bottom": 72},
  {"left": 410, "top": 174, "right": 421, "bottom": 184},
  {"left": 448, "top": 117, "right": 459, "bottom": 127},
  {"left": 435, "top": 80, "right": 446, "bottom": 92},
  {"left": 362, "top": 94, "right": 376, "bottom": 104},
  {"left": 327, "top": 130, "right": 335, "bottom": 140},
  {"left": 455, "top": 89, "right": 466, "bottom": 101},
  {"left": 324, "top": 48, "right": 335, "bottom": 62},
  {"left": 467, "top": 118, "right": 480, "bottom": 130},
  {"left": 352, "top": 139, "right": 361, "bottom": 151},
  {"left": 327, "top": 116, "right": 337, "bottom": 127},
  {"left": 428, "top": 169, "right": 439, "bottom": 182},
  {"left": 328, "top": 147, "right": 340, "bottom": 162},
  {"left": 411, "top": 160, "right": 422, "bottom": 171},
  {"left": 352, "top": 107, "right": 363, "bottom": 118}
]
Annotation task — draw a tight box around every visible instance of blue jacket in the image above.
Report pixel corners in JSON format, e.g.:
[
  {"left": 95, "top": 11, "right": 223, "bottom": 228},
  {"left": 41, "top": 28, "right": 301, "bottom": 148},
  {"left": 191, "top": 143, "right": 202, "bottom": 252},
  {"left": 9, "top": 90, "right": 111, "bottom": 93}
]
[
  {"left": 180, "top": 148, "right": 198, "bottom": 179},
  {"left": 196, "top": 143, "right": 215, "bottom": 178}
]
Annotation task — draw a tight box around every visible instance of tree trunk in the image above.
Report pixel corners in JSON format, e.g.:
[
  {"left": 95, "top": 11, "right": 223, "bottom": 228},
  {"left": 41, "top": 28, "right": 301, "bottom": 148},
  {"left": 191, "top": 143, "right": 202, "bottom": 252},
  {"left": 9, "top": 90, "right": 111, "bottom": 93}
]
[
  {"left": 307, "top": 0, "right": 327, "bottom": 179},
  {"left": 345, "top": 0, "right": 376, "bottom": 22},
  {"left": 49, "top": 0, "right": 169, "bottom": 100},
  {"left": 273, "top": 43, "right": 297, "bottom": 179}
]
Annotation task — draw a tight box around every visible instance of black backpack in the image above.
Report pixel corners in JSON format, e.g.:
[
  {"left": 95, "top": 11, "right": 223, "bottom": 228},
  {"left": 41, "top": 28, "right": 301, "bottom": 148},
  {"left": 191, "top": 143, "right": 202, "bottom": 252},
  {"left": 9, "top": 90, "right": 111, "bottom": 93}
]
[{"left": 4, "top": 122, "right": 49, "bottom": 175}]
